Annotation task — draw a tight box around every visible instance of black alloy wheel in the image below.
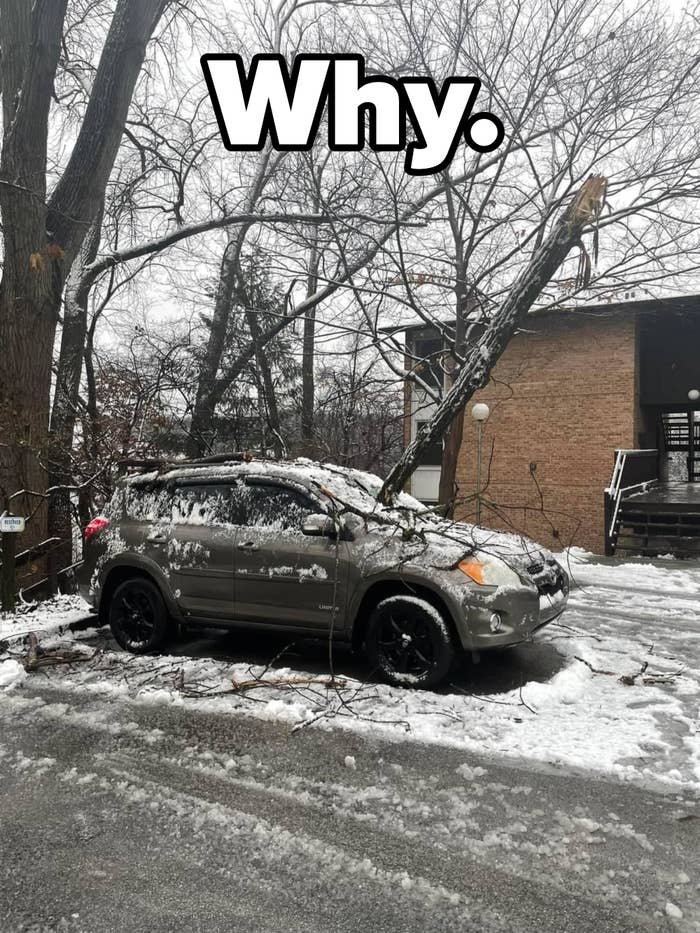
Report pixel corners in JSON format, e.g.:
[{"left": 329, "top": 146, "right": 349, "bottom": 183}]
[
  {"left": 108, "top": 577, "right": 171, "bottom": 653},
  {"left": 366, "top": 595, "right": 456, "bottom": 689}
]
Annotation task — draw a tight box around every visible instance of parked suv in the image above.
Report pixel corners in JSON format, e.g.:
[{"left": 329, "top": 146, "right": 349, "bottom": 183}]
[{"left": 78, "top": 456, "right": 569, "bottom": 688}]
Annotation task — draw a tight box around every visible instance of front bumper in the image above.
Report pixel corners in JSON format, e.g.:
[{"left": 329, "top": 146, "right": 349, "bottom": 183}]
[{"left": 453, "top": 576, "right": 568, "bottom": 651}]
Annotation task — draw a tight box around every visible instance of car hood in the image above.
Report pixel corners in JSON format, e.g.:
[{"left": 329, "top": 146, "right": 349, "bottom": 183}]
[{"left": 355, "top": 514, "right": 560, "bottom": 583}]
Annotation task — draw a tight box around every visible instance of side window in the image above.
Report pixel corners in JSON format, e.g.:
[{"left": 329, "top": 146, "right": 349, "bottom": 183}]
[
  {"left": 172, "top": 484, "right": 236, "bottom": 525},
  {"left": 238, "top": 483, "right": 317, "bottom": 531},
  {"left": 123, "top": 483, "right": 171, "bottom": 521}
]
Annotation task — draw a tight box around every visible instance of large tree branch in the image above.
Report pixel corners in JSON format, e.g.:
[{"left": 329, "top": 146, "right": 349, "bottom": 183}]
[
  {"left": 46, "top": 0, "right": 168, "bottom": 260},
  {"left": 0, "top": 0, "right": 68, "bottom": 209},
  {"left": 378, "top": 175, "right": 608, "bottom": 505},
  {"left": 78, "top": 211, "right": 423, "bottom": 293}
]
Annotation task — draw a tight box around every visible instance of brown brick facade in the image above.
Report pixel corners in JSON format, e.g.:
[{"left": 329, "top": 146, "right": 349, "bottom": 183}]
[{"left": 452, "top": 313, "right": 638, "bottom": 553}]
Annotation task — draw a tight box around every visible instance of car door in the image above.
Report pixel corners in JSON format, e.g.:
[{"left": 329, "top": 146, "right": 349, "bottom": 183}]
[
  {"left": 161, "top": 482, "right": 237, "bottom": 621},
  {"left": 232, "top": 479, "right": 350, "bottom": 631}
]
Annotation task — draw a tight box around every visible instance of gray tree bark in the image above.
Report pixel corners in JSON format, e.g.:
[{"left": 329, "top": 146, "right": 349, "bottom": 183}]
[
  {"left": 47, "top": 208, "right": 104, "bottom": 587},
  {"left": 0, "top": 0, "right": 167, "bottom": 592}
]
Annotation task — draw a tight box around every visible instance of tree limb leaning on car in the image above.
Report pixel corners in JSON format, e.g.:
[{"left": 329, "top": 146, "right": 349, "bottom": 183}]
[{"left": 378, "top": 175, "right": 608, "bottom": 505}]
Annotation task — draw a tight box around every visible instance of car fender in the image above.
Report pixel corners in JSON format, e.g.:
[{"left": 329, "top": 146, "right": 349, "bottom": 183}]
[
  {"left": 97, "top": 553, "right": 183, "bottom": 621},
  {"left": 349, "top": 568, "right": 465, "bottom": 634}
]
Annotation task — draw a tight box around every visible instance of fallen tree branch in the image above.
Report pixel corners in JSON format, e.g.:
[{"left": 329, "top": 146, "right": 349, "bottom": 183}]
[
  {"left": 230, "top": 674, "right": 347, "bottom": 694},
  {"left": 379, "top": 175, "right": 608, "bottom": 503},
  {"left": 575, "top": 655, "right": 685, "bottom": 686},
  {"left": 20, "top": 633, "right": 95, "bottom": 671}
]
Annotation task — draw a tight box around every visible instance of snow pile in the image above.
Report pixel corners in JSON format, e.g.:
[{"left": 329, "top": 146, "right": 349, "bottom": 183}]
[
  {"left": 0, "top": 659, "right": 27, "bottom": 690},
  {"left": 0, "top": 594, "right": 91, "bottom": 643}
]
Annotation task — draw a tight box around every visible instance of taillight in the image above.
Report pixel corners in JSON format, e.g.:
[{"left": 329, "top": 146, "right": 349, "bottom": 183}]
[{"left": 84, "top": 517, "right": 110, "bottom": 543}]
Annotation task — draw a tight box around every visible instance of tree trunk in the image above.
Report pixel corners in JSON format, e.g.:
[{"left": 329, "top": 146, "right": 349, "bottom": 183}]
[
  {"left": 1, "top": 531, "right": 17, "bottom": 613},
  {"left": 46, "top": 0, "right": 168, "bottom": 259},
  {"left": 438, "top": 185, "right": 470, "bottom": 515},
  {"left": 301, "top": 193, "right": 321, "bottom": 455},
  {"left": 246, "top": 307, "right": 284, "bottom": 458},
  {"left": 0, "top": 0, "right": 69, "bottom": 589},
  {"left": 0, "top": 0, "right": 167, "bottom": 589},
  {"left": 188, "top": 153, "right": 275, "bottom": 458},
  {"left": 379, "top": 176, "right": 608, "bottom": 504},
  {"left": 47, "top": 212, "right": 103, "bottom": 588}
]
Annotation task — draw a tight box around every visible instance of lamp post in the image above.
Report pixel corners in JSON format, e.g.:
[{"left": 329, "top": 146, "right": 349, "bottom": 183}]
[
  {"left": 471, "top": 402, "right": 490, "bottom": 524},
  {"left": 689, "top": 391, "right": 699, "bottom": 483}
]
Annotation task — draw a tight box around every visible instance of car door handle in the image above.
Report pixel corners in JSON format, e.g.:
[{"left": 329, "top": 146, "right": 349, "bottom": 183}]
[
  {"left": 237, "top": 541, "right": 259, "bottom": 552},
  {"left": 146, "top": 533, "right": 167, "bottom": 544}
]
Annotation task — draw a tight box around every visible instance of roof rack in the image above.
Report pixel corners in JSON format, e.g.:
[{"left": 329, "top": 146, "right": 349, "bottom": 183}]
[{"left": 116, "top": 452, "right": 254, "bottom": 475}]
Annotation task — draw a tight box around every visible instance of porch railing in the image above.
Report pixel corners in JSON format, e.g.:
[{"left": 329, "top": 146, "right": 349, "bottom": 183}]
[{"left": 604, "top": 449, "right": 658, "bottom": 555}]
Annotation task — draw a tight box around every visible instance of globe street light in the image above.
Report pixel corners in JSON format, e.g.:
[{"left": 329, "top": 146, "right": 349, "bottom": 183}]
[
  {"left": 471, "top": 402, "right": 490, "bottom": 524},
  {"left": 688, "top": 389, "right": 699, "bottom": 402}
]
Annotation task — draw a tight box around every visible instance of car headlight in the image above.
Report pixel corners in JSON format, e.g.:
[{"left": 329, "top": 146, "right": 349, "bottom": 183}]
[{"left": 458, "top": 553, "right": 523, "bottom": 587}]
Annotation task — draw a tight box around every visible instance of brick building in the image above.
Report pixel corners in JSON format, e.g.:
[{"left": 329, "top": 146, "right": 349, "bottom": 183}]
[{"left": 402, "top": 295, "right": 700, "bottom": 555}]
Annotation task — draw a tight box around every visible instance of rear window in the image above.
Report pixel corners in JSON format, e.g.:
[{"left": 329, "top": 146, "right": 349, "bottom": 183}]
[
  {"left": 115, "top": 481, "right": 238, "bottom": 526},
  {"left": 172, "top": 484, "right": 237, "bottom": 525}
]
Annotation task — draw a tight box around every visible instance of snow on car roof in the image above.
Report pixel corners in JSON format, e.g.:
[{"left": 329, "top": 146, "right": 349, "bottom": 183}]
[{"left": 123, "top": 457, "right": 427, "bottom": 515}]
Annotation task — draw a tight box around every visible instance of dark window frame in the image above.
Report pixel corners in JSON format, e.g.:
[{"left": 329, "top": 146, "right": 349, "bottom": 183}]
[{"left": 415, "top": 420, "right": 443, "bottom": 467}]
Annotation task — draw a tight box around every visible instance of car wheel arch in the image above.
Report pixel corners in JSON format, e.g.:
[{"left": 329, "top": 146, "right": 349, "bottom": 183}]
[
  {"left": 99, "top": 563, "right": 177, "bottom": 626},
  {"left": 350, "top": 578, "right": 459, "bottom": 652}
]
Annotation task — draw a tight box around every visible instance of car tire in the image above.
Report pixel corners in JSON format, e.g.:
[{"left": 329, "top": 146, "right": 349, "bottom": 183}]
[
  {"left": 365, "top": 595, "right": 456, "bottom": 689},
  {"left": 108, "top": 577, "right": 172, "bottom": 654}
]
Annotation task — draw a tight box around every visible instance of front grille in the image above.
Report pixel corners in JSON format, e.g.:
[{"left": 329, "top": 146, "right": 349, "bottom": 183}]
[{"left": 528, "top": 558, "right": 565, "bottom": 597}]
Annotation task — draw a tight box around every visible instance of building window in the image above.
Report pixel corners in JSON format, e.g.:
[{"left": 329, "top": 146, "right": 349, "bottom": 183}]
[
  {"left": 415, "top": 420, "right": 443, "bottom": 466},
  {"left": 410, "top": 335, "right": 444, "bottom": 390}
]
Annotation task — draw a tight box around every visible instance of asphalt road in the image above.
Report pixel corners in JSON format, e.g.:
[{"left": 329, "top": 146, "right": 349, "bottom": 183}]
[{"left": 0, "top": 679, "right": 698, "bottom": 933}]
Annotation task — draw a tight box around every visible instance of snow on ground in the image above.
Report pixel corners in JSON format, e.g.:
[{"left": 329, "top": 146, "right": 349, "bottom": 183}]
[
  {"left": 0, "top": 594, "right": 91, "bottom": 642},
  {"left": 1, "top": 554, "right": 698, "bottom": 795}
]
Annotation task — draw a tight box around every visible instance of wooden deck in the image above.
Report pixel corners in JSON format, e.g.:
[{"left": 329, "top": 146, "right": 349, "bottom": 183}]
[{"left": 626, "top": 482, "right": 700, "bottom": 512}]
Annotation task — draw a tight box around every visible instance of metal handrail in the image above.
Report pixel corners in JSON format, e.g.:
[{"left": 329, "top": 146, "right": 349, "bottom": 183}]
[{"left": 606, "top": 449, "right": 658, "bottom": 540}]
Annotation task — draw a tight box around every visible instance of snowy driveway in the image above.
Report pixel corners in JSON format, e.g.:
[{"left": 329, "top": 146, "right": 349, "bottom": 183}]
[
  {"left": 0, "top": 552, "right": 699, "bottom": 930},
  {"left": 1, "top": 683, "right": 698, "bottom": 932}
]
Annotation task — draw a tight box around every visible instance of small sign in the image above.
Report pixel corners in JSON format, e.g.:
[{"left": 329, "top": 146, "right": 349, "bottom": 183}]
[{"left": 0, "top": 515, "right": 25, "bottom": 534}]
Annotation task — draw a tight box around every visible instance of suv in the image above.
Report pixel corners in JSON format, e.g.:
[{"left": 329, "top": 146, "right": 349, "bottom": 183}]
[{"left": 78, "top": 456, "right": 569, "bottom": 688}]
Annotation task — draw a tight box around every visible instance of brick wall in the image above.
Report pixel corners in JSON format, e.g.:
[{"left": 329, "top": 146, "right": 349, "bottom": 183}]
[{"left": 453, "top": 312, "right": 638, "bottom": 554}]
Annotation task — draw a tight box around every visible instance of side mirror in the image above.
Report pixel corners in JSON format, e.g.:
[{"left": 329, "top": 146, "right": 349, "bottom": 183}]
[{"left": 302, "top": 513, "right": 338, "bottom": 537}]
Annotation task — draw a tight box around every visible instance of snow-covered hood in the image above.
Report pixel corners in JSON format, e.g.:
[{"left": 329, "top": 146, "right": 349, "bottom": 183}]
[
  {"left": 426, "top": 519, "right": 554, "bottom": 573},
  {"left": 354, "top": 512, "right": 559, "bottom": 586}
]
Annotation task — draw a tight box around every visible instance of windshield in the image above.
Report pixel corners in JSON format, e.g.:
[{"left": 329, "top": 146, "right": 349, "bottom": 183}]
[{"left": 301, "top": 462, "right": 432, "bottom": 519}]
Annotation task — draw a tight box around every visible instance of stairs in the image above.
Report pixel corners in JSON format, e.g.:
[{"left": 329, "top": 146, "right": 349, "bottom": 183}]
[
  {"left": 614, "top": 503, "right": 700, "bottom": 557},
  {"left": 605, "top": 445, "right": 700, "bottom": 557},
  {"left": 661, "top": 412, "right": 700, "bottom": 481}
]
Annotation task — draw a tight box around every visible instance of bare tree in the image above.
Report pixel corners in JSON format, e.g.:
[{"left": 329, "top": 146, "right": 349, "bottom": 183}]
[
  {"left": 0, "top": 0, "right": 170, "bottom": 570},
  {"left": 348, "top": 0, "right": 700, "bottom": 505}
]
